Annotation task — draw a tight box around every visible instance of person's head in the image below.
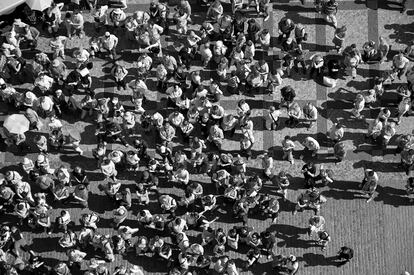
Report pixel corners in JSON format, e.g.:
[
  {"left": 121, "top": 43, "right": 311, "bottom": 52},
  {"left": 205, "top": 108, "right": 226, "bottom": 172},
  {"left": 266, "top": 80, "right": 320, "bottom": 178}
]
[
  {"left": 246, "top": 40, "right": 253, "bottom": 46},
  {"left": 60, "top": 210, "right": 66, "bottom": 216},
  {"left": 367, "top": 170, "right": 375, "bottom": 177},
  {"left": 338, "top": 26, "right": 347, "bottom": 33},
  {"left": 288, "top": 255, "right": 297, "bottom": 262},
  {"left": 103, "top": 158, "right": 111, "bottom": 165}
]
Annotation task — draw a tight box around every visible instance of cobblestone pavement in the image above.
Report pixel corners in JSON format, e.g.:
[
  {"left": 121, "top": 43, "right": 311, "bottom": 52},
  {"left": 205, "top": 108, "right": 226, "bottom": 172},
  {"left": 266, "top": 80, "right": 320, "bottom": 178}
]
[{"left": 0, "top": 0, "right": 414, "bottom": 274}]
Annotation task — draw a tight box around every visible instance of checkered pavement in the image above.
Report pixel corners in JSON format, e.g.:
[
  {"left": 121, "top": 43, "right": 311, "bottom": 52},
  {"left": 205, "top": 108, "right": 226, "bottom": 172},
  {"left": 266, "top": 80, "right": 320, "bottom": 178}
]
[{"left": 0, "top": 0, "right": 413, "bottom": 275}]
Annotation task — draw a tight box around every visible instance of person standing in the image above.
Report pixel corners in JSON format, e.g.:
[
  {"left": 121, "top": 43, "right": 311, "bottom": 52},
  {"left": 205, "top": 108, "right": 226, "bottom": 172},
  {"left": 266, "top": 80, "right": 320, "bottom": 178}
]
[
  {"left": 49, "top": 34, "right": 67, "bottom": 60},
  {"left": 282, "top": 135, "right": 295, "bottom": 164},
  {"left": 359, "top": 168, "right": 378, "bottom": 203},
  {"left": 321, "top": 0, "right": 338, "bottom": 28},
  {"left": 98, "top": 32, "right": 119, "bottom": 60},
  {"left": 111, "top": 62, "right": 128, "bottom": 91},
  {"left": 335, "top": 246, "right": 354, "bottom": 266}
]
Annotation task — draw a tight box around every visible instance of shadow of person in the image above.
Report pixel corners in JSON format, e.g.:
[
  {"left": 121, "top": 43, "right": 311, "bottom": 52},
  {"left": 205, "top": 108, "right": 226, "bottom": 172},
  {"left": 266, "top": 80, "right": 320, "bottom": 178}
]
[{"left": 297, "top": 252, "right": 340, "bottom": 267}]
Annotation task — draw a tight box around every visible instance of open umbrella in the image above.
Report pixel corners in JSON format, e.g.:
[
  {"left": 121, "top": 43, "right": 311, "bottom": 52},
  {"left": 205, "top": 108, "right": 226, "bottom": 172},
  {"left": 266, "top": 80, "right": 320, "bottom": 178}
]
[
  {"left": 3, "top": 114, "right": 30, "bottom": 135},
  {"left": 26, "top": 0, "right": 52, "bottom": 11}
]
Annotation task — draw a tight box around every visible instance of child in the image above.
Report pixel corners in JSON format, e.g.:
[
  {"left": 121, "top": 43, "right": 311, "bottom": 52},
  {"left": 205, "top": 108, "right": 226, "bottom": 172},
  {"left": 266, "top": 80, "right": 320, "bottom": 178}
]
[
  {"left": 272, "top": 171, "right": 290, "bottom": 200},
  {"left": 318, "top": 165, "right": 334, "bottom": 186},
  {"left": 397, "top": 97, "right": 411, "bottom": 125},
  {"left": 49, "top": 34, "right": 67, "bottom": 60},
  {"left": 316, "top": 230, "right": 331, "bottom": 251},
  {"left": 332, "top": 26, "right": 346, "bottom": 53},
  {"left": 378, "top": 36, "right": 390, "bottom": 63}
]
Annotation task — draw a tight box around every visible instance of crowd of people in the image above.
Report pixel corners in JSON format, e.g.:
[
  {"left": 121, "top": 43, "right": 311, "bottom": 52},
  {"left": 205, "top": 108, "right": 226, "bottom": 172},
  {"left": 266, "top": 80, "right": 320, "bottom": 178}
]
[{"left": 0, "top": 0, "right": 412, "bottom": 274}]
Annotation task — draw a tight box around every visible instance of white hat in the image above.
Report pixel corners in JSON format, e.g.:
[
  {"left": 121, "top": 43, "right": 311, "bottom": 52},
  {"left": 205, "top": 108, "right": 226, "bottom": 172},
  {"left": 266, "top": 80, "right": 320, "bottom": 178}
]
[
  {"left": 22, "top": 157, "right": 33, "bottom": 168},
  {"left": 37, "top": 154, "right": 45, "bottom": 163},
  {"left": 51, "top": 59, "right": 60, "bottom": 67},
  {"left": 117, "top": 207, "right": 126, "bottom": 215},
  {"left": 113, "top": 8, "right": 123, "bottom": 14},
  {"left": 105, "top": 31, "right": 110, "bottom": 37},
  {"left": 40, "top": 97, "right": 53, "bottom": 111},
  {"left": 23, "top": 92, "right": 36, "bottom": 106},
  {"left": 160, "top": 146, "right": 166, "bottom": 154}
]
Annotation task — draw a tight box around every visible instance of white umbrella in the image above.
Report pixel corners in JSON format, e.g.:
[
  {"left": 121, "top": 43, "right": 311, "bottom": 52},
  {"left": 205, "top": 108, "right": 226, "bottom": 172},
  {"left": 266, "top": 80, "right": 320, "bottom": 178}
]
[
  {"left": 26, "top": 0, "right": 52, "bottom": 11},
  {"left": 3, "top": 114, "right": 30, "bottom": 135}
]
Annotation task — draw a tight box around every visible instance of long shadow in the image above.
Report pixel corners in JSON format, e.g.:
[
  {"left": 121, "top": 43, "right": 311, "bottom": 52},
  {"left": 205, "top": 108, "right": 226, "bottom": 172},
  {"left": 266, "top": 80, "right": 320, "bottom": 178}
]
[
  {"left": 297, "top": 253, "right": 340, "bottom": 267},
  {"left": 31, "top": 237, "right": 61, "bottom": 253},
  {"left": 268, "top": 223, "right": 314, "bottom": 249},
  {"left": 384, "top": 22, "right": 414, "bottom": 45},
  {"left": 374, "top": 185, "right": 413, "bottom": 207},
  {"left": 88, "top": 192, "right": 116, "bottom": 214},
  {"left": 352, "top": 159, "right": 401, "bottom": 173}
]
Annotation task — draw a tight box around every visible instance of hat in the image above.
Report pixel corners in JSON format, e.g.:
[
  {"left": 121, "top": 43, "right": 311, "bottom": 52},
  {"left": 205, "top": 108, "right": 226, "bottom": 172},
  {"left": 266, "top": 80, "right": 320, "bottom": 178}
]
[
  {"left": 37, "top": 154, "right": 45, "bottom": 163},
  {"left": 40, "top": 97, "right": 53, "bottom": 111},
  {"left": 288, "top": 255, "right": 297, "bottom": 261},
  {"left": 220, "top": 153, "right": 230, "bottom": 163},
  {"left": 52, "top": 59, "right": 60, "bottom": 67},
  {"left": 112, "top": 97, "right": 119, "bottom": 104},
  {"left": 286, "top": 37, "right": 293, "bottom": 44},
  {"left": 160, "top": 146, "right": 166, "bottom": 154},
  {"left": 104, "top": 31, "right": 110, "bottom": 37},
  {"left": 23, "top": 92, "right": 36, "bottom": 106},
  {"left": 55, "top": 89, "right": 63, "bottom": 95},
  {"left": 314, "top": 55, "right": 323, "bottom": 62},
  {"left": 22, "top": 157, "right": 34, "bottom": 170},
  {"left": 158, "top": 3, "right": 166, "bottom": 11},
  {"left": 113, "top": 8, "right": 123, "bottom": 14},
  {"left": 117, "top": 207, "right": 126, "bottom": 215},
  {"left": 234, "top": 157, "right": 245, "bottom": 165}
]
